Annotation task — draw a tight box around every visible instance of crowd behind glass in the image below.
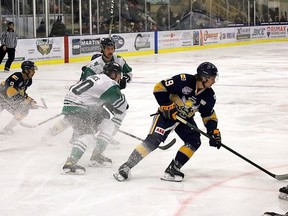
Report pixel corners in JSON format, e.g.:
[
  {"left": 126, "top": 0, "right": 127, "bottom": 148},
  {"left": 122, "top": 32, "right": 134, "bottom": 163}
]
[{"left": 0, "top": 0, "right": 287, "bottom": 39}]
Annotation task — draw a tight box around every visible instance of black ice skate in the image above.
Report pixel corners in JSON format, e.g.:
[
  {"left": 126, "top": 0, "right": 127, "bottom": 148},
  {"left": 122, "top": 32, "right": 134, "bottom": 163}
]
[
  {"left": 63, "top": 157, "right": 86, "bottom": 174},
  {"left": 161, "top": 159, "right": 184, "bottom": 182},
  {"left": 279, "top": 185, "right": 288, "bottom": 200},
  {"left": 113, "top": 163, "right": 130, "bottom": 182}
]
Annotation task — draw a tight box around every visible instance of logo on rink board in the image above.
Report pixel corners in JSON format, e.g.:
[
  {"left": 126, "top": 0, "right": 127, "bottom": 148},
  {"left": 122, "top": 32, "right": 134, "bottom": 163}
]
[{"left": 36, "top": 39, "right": 53, "bottom": 55}]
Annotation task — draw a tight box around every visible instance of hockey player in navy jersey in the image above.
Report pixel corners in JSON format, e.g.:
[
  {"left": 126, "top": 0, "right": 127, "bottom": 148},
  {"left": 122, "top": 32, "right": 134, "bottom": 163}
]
[
  {"left": 62, "top": 62, "right": 128, "bottom": 174},
  {"left": 0, "top": 60, "right": 38, "bottom": 135},
  {"left": 114, "top": 62, "right": 221, "bottom": 182}
]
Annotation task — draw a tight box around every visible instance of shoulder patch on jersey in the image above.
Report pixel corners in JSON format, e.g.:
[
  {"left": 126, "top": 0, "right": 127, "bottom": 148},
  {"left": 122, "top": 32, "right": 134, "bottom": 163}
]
[
  {"left": 182, "top": 86, "right": 192, "bottom": 95},
  {"left": 180, "top": 74, "right": 186, "bottom": 81},
  {"left": 12, "top": 75, "right": 19, "bottom": 80},
  {"left": 200, "top": 99, "right": 206, "bottom": 105}
]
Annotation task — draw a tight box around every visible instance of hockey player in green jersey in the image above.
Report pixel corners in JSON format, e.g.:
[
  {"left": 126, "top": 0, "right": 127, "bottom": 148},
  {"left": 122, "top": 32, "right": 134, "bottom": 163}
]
[
  {"left": 81, "top": 37, "right": 133, "bottom": 89},
  {"left": 41, "top": 38, "right": 132, "bottom": 152},
  {"left": 63, "top": 62, "right": 128, "bottom": 174}
]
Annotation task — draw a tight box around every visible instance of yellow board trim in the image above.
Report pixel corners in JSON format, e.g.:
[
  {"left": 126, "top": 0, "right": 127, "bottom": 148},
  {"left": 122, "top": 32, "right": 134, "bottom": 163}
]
[{"left": 2, "top": 39, "right": 287, "bottom": 70}]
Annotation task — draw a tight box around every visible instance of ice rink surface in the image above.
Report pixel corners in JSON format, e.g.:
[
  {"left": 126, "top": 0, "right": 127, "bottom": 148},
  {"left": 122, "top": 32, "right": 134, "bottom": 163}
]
[{"left": 0, "top": 42, "right": 287, "bottom": 216}]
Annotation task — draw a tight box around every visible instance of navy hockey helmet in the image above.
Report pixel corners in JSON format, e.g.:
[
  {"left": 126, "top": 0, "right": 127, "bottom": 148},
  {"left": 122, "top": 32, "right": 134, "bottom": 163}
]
[
  {"left": 197, "top": 62, "right": 218, "bottom": 79},
  {"left": 103, "top": 62, "right": 123, "bottom": 78},
  {"left": 21, "top": 60, "right": 38, "bottom": 72},
  {"left": 100, "top": 38, "right": 115, "bottom": 51}
]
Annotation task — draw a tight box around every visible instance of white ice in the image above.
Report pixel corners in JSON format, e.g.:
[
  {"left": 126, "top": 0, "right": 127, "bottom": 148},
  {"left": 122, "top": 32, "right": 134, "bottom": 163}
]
[{"left": 0, "top": 42, "right": 287, "bottom": 216}]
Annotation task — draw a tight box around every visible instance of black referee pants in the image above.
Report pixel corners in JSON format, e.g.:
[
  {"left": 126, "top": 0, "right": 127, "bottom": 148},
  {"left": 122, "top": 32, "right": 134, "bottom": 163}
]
[{"left": 0, "top": 46, "right": 15, "bottom": 70}]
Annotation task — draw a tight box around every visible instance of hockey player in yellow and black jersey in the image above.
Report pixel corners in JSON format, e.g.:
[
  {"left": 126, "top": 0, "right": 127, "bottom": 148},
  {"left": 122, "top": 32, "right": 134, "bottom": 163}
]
[
  {"left": 0, "top": 60, "right": 38, "bottom": 135},
  {"left": 114, "top": 62, "right": 222, "bottom": 182}
]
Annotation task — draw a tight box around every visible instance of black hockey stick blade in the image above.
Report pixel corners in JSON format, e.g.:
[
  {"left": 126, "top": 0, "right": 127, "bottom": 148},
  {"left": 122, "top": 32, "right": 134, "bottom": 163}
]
[
  {"left": 118, "top": 129, "right": 176, "bottom": 150},
  {"left": 274, "top": 173, "right": 288, "bottom": 180},
  {"left": 158, "top": 138, "right": 176, "bottom": 150},
  {"left": 175, "top": 115, "right": 288, "bottom": 180}
]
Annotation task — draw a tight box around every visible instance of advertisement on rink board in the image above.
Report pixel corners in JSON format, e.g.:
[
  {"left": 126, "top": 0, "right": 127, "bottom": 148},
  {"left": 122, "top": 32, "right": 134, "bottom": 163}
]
[
  {"left": 15, "top": 37, "right": 64, "bottom": 62},
  {"left": 69, "top": 32, "right": 154, "bottom": 57},
  {"left": 14, "top": 25, "right": 287, "bottom": 63}
]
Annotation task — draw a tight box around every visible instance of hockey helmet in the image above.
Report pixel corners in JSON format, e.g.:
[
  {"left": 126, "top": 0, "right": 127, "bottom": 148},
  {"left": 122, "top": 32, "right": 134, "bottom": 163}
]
[
  {"left": 103, "top": 62, "right": 123, "bottom": 78},
  {"left": 21, "top": 60, "right": 38, "bottom": 72},
  {"left": 197, "top": 62, "right": 218, "bottom": 79},
  {"left": 100, "top": 38, "right": 115, "bottom": 51}
]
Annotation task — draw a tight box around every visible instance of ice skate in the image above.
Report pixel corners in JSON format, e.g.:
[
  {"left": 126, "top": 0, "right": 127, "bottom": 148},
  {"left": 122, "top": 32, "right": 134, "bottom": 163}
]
[
  {"left": 161, "top": 160, "right": 184, "bottom": 182},
  {"left": 113, "top": 163, "right": 130, "bottom": 182},
  {"left": 0, "top": 127, "right": 14, "bottom": 135},
  {"left": 279, "top": 185, "right": 288, "bottom": 201},
  {"left": 262, "top": 212, "right": 288, "bottom": 216},
  {"left": 110, "top": 137, "right": 120, "bottom": 146},
  {"left": 62, "top": 157, "right": 85, "bottom": 174},
  {"left": 89, "top": 153, "right": 112, "bottom": 168}
]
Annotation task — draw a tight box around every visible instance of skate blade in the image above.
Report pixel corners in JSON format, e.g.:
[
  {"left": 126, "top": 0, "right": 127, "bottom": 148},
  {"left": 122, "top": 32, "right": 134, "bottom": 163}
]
[
  {"left": 113, "top": 172, "right": 127, "bottom": 182},
  {"left": 62, "top": 168, "right": 86, "bottom": 175},
  {"left": 0, "top": 130, "right": 12, "bottom": 135},
  {"left": 278, "top": 192, "right": 288, "bottom": 200},
  {"left": 160, "top": 173, "right": 183, "bottom": 182},
  {"left": 89, "top": 161, "right": 112, "bottom": 168}
]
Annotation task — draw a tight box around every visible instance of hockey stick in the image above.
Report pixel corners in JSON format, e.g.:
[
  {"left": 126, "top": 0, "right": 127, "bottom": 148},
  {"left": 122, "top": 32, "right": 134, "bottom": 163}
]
[
  {"left": 20, "top": 113, "right": 63, "bottom": 128},
  {"left": 108, "top": 0, "right": 114, "bottom": 39},
  {"left": 118, "top": 129, "right": 176, "bottom": 150},
  {"left": 40, "top": 98, "right": 48, "bottom": 109},
  {"left": 175, "top": 115, "right": 288, "bottom": 180}
]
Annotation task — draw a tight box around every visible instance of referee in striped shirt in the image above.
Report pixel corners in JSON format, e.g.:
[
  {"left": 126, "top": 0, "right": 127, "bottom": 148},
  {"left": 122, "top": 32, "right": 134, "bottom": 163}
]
[{"left": 0, "top": 21, "right": 17, "bottom": 72}]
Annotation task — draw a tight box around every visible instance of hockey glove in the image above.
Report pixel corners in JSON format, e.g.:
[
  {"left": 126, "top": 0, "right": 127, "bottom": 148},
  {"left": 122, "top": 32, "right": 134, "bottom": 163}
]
[
  {"left": 119, "top": 74, "right": 131, "bottom": 90},
  {"left": 208, "top": 129, "right": 221, "bottom": 149},
  {"left": 159, "top": 102, "right": 177, "bottom": 120}
]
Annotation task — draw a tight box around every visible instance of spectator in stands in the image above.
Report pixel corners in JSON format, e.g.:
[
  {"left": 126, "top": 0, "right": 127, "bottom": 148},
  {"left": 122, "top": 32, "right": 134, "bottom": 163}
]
[
  {"left": 49, "top": 16, "right": 67, "bottom": 37},
  {"left": 36, "top": 19, "right": 46, "bottom": 38}
]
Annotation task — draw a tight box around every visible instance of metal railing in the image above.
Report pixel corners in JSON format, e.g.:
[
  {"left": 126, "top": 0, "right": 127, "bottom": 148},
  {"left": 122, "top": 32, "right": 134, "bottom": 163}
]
[{"left": 0, "top": 0, "right": 287, "bottom": 38}]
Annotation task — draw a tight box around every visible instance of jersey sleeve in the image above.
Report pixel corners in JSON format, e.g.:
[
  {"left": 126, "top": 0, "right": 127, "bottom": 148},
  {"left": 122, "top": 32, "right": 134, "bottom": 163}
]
[
  {"left": 80, "top": 60, "right": 104, "bottom": 80},
  {"left": 116, "top": 56, "right": 132, "bottom": 74},
  {"left": 199, "top": 89, "right": 218, "bottom": 132},
  {"left": 153, "top": 74, "right": 188, "bottom": 105},
  {"left": 4, "top": 73, "right": 27, "bottom": 100},
  {"left": 99, "top": 85, "right": 128, "bottom": 114}
]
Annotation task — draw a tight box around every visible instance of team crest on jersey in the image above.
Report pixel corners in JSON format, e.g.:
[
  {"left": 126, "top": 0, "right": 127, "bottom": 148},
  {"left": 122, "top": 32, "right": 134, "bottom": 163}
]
[
  {"left": 180, "top": 74, "right": 186, "bottom": 81},
  {"left": 155, "top": 127, "right": 165, "bottom": 135},
  {"left": 200, "top": 99, "right": 206, "bottom": 105},
  {"left": 182, "top": 86, "right": 192, "bottom": 95}
]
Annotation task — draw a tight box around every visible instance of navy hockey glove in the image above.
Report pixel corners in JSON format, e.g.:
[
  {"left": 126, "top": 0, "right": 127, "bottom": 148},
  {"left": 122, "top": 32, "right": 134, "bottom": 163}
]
[
  {"left": 119, "top": 74, "right": 131, "bottom": 90},
  {"left": 159, "top": 102, "right": 177, "bottom": 120},
  {"left": 208, "top": 129, "right": 221, "bottom": 149}
]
